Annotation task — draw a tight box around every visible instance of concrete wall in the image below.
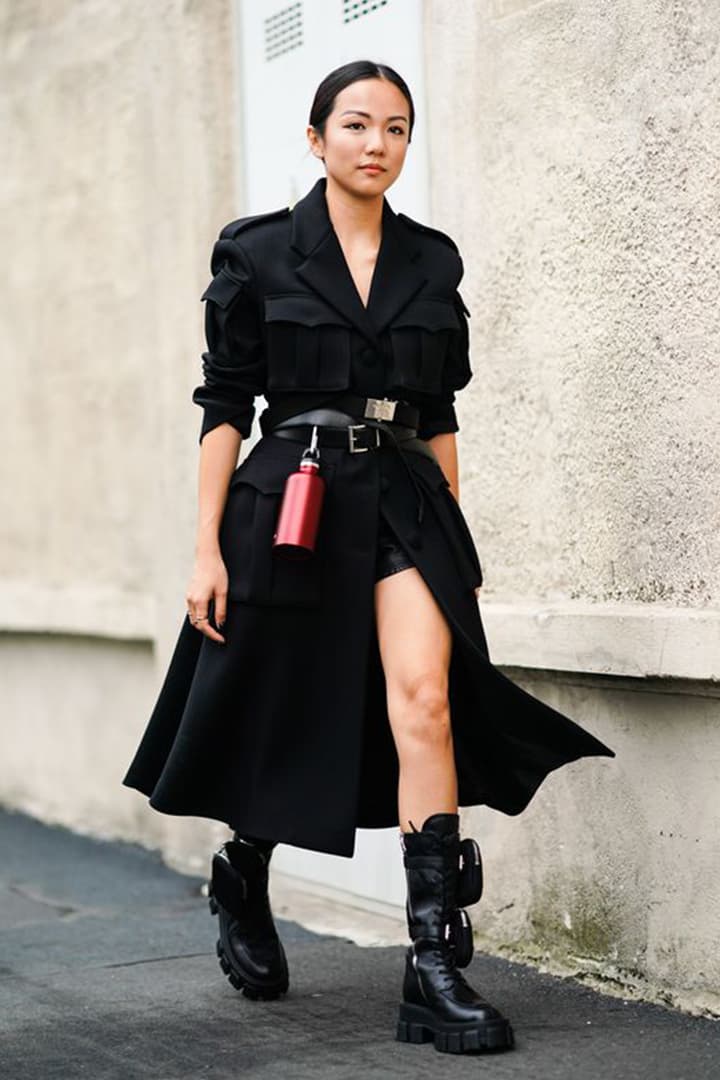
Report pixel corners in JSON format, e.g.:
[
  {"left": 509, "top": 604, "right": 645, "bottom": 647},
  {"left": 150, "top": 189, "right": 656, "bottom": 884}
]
[
  {"left": 0, "top": 0, "right": 239, "bottom": 863},
  {"left": 428, "top": 0, "right": 720, "bottom": 610},
  {"left": 424, "top": 0, "right": 720, "bottom": 1015},
  {"left": 469, "top": 670, "right": 720, "bottom": 1016}
]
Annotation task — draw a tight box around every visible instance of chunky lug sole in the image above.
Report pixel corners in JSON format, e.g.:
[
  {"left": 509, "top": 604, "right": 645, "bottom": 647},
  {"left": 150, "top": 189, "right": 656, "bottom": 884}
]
[
  {"left": 396, "top": 1002, "right": 515, "bottom": 1054},
  {"left": 208, "top": 889, "right": 289, "bottom": 1000}
]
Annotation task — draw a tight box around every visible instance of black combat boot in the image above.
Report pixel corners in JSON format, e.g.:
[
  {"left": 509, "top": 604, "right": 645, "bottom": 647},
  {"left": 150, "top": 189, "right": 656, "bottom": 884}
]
[
  {"left": 396, "top": 812, "right": 514, "bottom": 1054},
  {"left": 208, "top": 832, "right": 289, "bottom": 1000}
]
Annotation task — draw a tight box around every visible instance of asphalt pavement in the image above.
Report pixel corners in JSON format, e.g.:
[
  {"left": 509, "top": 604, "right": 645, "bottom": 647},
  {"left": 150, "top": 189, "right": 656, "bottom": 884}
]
[{"left": 1, "top": 807, "right": 717, "bottom": 1080}]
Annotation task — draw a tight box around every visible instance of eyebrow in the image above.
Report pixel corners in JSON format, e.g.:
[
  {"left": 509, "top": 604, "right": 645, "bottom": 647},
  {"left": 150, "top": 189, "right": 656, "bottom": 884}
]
[{"left": 340, "top": 110, "right": 408, "bottom": 122}]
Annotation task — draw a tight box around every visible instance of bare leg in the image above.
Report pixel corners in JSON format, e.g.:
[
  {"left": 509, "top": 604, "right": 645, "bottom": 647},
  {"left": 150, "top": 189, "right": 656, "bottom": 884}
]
[
  {"left": 377, "top": 566, "right": 516, "bottom": 1053},
  {"left": 374, "top": 564, "right": 457, "bottom": 831}
]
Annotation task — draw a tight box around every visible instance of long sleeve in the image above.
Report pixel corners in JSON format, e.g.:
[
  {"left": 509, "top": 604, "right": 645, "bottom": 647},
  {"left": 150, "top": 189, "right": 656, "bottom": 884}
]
[
  {"left": 192, "top": 236, "right": 266, "bottom": 443},
  {"left": 415, "top": 290, "right": 472, "bottom": 440}
]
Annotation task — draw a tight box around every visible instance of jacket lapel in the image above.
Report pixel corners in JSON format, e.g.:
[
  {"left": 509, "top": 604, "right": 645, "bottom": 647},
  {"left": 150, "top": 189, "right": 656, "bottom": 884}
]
[{"left": 289, "top": 177, "right": 428, "bottom": 349}]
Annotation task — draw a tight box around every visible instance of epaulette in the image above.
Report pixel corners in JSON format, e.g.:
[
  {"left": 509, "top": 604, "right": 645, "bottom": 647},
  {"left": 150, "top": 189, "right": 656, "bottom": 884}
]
[
  {"left": 397, "top": 212, "right": 459, "bottom": 253},
  {"left": 218, "top": 205, "right": 290, "bottom": 241}
]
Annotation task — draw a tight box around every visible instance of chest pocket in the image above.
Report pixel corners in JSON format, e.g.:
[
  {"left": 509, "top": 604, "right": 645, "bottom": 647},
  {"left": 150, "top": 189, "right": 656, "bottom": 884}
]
[
  {"left": 388, "top": 298, "right": 460, "bottom": 395},
  {"left": 263, "top": 294, "right": 353, "bottom": 392}
]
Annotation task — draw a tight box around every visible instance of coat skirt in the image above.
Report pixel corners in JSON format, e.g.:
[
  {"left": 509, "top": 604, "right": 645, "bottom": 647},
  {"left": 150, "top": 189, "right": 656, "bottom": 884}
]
[
  {"left": 122, "top": 430, "right": 614, "bottom": 857},
  {"left": 121, "top": 177, "right": 614, "bottom": 857}
]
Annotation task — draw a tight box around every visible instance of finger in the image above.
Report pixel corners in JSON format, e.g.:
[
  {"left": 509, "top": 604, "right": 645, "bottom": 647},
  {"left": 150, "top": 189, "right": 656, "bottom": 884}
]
[
  {"left": 198, "top": 618, "right": 226, "bottom": 644},
  {"left": 214, "top": 590, "right": 227, "bottom": 630},
  {"left": 194, "top": 609, "right": 226, "bottom": 645}
]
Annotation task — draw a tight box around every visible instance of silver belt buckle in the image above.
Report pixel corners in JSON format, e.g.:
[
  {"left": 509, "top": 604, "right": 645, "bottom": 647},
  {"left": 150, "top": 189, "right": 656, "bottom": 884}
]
[
  {"left": 364, "top": 397, "right": 397, "bottom": 422},
  {"left": 348, "top": 424, "right": 381, "bottom": 452}
]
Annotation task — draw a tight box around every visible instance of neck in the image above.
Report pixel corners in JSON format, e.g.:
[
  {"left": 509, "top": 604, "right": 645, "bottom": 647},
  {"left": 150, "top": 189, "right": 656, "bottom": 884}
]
[{"left": 323, "top": 173, "right": 384, "bottom": 244}]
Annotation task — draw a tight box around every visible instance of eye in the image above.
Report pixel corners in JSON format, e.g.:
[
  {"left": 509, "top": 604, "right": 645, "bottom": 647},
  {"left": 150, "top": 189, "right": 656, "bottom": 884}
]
[{"left": 344, "top": 122, "right": 406, "bottom": 135}]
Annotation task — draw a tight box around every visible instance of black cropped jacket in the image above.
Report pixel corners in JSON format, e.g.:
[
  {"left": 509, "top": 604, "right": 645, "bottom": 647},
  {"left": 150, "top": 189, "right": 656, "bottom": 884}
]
[{"left": 192, "top": 176, "right": 473, "bottom": 443}]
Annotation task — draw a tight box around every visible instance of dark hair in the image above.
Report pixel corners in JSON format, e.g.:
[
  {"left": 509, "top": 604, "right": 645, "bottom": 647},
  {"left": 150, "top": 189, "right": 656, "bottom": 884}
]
[{"left": 309, "top": 60, "right": 415, "bottom": 144}]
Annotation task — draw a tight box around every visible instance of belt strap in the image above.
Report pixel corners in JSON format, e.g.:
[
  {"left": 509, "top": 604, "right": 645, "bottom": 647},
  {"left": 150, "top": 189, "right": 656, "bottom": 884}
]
[
  {"left": 272, "top": 423, "right": 416, "bottom": 450},
  {"left": 260, "top": 393, "right": 420, "bottom": 436},
  {"left": 266, "top": 413, "right": 429, "bottom": 529}
]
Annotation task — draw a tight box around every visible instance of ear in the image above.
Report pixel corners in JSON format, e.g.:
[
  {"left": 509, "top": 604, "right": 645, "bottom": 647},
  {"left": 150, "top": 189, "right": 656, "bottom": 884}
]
[{"left": 306, "top": 124, "right": 324, "bottom": 161}]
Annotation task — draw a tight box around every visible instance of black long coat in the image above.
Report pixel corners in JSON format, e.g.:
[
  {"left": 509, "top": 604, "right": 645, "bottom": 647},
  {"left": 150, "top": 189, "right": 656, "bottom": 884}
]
[{"left": 122, "top": 176, "right": 613, "bottom": 857}]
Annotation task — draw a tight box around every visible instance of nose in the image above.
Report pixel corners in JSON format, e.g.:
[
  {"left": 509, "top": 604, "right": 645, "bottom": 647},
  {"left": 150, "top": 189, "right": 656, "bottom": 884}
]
[{"left": 364, "top": 126, "right": 386, "bottom": 154}]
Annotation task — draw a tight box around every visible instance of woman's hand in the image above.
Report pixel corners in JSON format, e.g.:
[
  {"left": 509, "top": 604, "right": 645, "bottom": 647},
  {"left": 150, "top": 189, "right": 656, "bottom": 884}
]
[
  {"left": 186, "top": 551, "right": 229, "bottom": 644},
  {"left": 187, "top": 423, "right": 243, "bottom": 644}
]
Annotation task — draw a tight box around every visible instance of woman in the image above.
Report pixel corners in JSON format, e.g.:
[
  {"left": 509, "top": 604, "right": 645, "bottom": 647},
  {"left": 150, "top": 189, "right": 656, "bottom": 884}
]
[{"left": 123, "top": 60, "right": 614, "bottom": 1055}]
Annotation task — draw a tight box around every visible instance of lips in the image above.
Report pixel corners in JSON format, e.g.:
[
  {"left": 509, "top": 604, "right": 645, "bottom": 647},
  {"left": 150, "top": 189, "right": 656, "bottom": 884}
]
[{"left": 360, "top": 165, "right": 384, "bottom": 172}]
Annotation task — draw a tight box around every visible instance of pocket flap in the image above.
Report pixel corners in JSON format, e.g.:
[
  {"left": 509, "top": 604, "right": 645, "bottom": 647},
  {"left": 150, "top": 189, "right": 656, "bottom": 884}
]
[
  {"left": 229, "top": 467, "right": 287, "bottom": 495},
  {"left": 391, "top": 298, "right": 460, "bottom": 333},
  {"left": 229, "top": 445, "right": 335, "bottom": 494},
  {"left": 201, "top": 265, "right": 250, "bottom": 308},
  {"left": 264, "top": 294, "right": 352, "bottom": 327}
]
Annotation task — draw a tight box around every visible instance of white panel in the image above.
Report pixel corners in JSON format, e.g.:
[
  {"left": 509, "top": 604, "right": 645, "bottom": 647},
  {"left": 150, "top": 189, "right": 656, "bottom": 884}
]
[
  {"left": 235, "top": 0, "right": 428, "bottom": 910},
  {"left": 272, "top": 827, "right": 407, "bottom": 909},
  {"left": 237, "top": 0, "right": 428, "bottom": 218}
]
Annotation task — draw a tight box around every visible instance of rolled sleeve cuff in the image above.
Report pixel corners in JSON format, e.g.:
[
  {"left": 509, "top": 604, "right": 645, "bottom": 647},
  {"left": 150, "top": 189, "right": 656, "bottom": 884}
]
[
  {"left": 193, "top": 389, "right": 255, "bottom": 443},
  {"left": 416, "top": 402, "right": 459, "bottom": 441}
]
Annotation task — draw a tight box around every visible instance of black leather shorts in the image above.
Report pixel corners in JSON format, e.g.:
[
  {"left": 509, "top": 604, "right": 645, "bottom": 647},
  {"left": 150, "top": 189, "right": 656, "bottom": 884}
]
[{"left": 375, "top": 514, "right": 415, "bottom": 582}]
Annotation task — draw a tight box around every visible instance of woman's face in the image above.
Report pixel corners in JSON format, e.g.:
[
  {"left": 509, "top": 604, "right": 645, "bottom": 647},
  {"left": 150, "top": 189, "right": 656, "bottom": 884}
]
[{"left": 308, "top": 77, "right": 411, "bottom": 198}]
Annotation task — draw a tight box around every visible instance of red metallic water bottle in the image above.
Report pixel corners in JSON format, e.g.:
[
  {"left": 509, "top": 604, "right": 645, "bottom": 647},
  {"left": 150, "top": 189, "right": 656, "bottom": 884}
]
[{"left": 272, "top": 427, "right": 326, "bottom": 560}]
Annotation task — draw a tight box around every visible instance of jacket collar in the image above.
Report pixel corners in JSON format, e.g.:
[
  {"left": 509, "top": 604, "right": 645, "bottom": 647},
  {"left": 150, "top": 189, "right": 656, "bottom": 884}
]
[{"left": 289, "top": 176, "right": 428, "bottom": 349}]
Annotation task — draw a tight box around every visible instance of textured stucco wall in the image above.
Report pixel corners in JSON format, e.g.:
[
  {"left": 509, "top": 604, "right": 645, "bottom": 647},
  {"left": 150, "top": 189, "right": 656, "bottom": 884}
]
[
  {"left": 0, "top": 0, "right": 237, "bottom": 640},
  {"left": 425, "top": 0, "right": 720, "bottom": 1014},
  {"left": 0, "top": 1, "right": 239, "bottom": 852},
  {"left": 426, "top": 0, "right": 720, "bottom": 608},
  {"left": 0, "top": 632, "right": 232, "bottom": 874},
  {"left": 465, "top": 670, "right": 720, "bottom": 1016}
]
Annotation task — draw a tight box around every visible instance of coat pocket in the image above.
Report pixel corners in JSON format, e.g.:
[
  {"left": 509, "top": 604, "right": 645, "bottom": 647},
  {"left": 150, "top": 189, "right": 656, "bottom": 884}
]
[
  {"left": 388, "top": 298, "right": 460, "bottom": 395},
  {"left": 220, "top": 448, "right": 335, "bottom": 607},
  {"left": 263, "top": 293, "right": 352, "bottom": 392},
  {"left": 405, "top": 452, "right": 483, "bottom": 590}
]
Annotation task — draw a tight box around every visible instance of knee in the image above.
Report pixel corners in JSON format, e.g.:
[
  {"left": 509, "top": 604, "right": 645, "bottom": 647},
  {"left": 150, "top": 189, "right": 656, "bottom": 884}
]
[{"left": 391, "top": 673, "right": 451, "bottom": 749}]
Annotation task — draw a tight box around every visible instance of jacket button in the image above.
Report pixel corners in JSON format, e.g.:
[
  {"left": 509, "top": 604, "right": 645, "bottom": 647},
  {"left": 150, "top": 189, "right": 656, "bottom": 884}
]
[{"left": 359, "top": 347, "right": 378, "bottom": 366}]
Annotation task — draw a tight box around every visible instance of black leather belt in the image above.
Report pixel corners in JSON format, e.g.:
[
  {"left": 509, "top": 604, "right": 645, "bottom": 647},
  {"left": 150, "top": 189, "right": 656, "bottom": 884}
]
[
  {"left": 261, "top": 393, "right": 420, "bottom": 434},
  {"left": 271, "top": 416, "right": 418, "bottom": 453},
  {"left": 264, "top": 397, "right": 429, "bottom": 526}
]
